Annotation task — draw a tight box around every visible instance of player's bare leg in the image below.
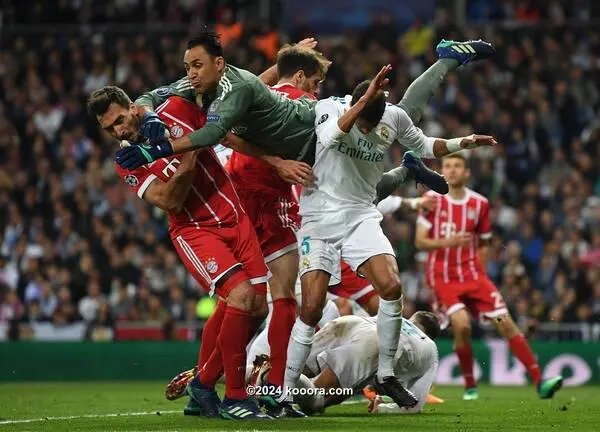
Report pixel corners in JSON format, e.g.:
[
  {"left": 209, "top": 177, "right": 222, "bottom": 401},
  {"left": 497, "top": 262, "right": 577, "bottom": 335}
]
[
  {"left": 359, "top": 294, "right": 380, "bottom": 316},
  {"left": 448, "top": 308, "right": 478, "bottom": 400},
  {"left": 358, "top": 254, "right": 417, "bottom": 408},
  {"left": 279, "top": 270, "right": 330, "bottom": 406},
  {"left": 492, "top": 313, "right": 563, "bottom": 399}
]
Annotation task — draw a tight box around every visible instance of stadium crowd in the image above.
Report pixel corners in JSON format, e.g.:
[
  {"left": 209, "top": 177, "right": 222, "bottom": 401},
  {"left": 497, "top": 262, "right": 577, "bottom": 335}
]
[{"left": 0, "top": 0, "right": 599, "bottom": 340}]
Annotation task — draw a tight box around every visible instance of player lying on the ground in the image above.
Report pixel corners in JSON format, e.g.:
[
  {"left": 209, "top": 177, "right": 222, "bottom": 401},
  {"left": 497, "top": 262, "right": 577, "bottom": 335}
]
[
  {"left": 88, "top": 88, "right": 271, "bottom": 420},
  {"left": 283, "top": 40, "right": 499, "bottom": 410},
  {"left": 415, "top": 153, "right": 563, "bottom": 401},
  {"left": 249, "top": 312, "right": 440, "bottom": 415}
]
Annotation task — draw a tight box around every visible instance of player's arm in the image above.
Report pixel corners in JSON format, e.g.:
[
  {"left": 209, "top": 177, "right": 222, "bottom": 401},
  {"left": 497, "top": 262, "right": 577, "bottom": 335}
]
[
  {"left": 391, "top": 105, "right": 497, "bottom": 158},
  {"left": 221, "top": 133, "right": 313, "bottom": 185},
  {"left": 135, "top": 77, "right": 197, "bottom": 110},
  {"left": 141, "top": 152, "right": 198, "bottom": 213},
  {"left": 415, "top": 217, "right": 472, "bottom": 250},
  {"left": 376, "top": 195, "right": 436, "bottom": 215},
  {"left": 476, "top": 200, "right": 492, "bottom": 269}
]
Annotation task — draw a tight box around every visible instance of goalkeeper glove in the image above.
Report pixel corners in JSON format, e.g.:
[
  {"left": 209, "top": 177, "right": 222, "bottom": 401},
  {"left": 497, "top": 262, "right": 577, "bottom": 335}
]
[
  {"left": 140, "top": 111, "right": 167, "bottom": 142},
  {"left": 115, "top": 141, "right": 173, "bottom": 170}
]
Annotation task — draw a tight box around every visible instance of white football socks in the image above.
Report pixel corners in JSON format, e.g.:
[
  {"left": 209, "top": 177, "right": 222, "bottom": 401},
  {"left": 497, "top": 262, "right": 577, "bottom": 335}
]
[
  {"left": 279, "top": 318, "right": 315, "bottom": 402},
  {"left": 376, "top": 296, "right": 403, "bottom": 381}
]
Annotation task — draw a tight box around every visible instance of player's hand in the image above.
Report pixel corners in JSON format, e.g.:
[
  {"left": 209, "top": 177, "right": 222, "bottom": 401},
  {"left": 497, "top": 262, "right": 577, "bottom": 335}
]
[
  {"left": 448, "top": 233, "right": 473, "bottom": 247},
  {"left": 274, "top": 159, "right": 314, "bottom": 186},
  {"left": 295, "top": 37, "right": 318, "bottom": 50},
  {"left": 363, "top": 64, "right": 392, "bottom": 101},
  {"left": 460, "top": 134, "right": 498, "bottom": 149},
  {"left": 416, "top": 195, "right": 436, "bottom": 211},
  {"left": 140, "top": 111, "right": 168, "bottom": 142},
  {"left": 115, "top": 141, "right": 174, "bottom": 170}
]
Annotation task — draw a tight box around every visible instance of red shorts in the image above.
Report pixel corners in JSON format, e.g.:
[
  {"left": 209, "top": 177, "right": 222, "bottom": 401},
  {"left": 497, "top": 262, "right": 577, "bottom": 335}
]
[
  {"left": 328, "top": 261, "right": 376, "bottom": 306},
  {"left": 430, "top": 277, "right": 508, "bottom": 328},
  {"left": 170, "top": 214, "right": 268, "bottom": 298},
  {"left": 235, "top": 186, "right": 300, "bottom": 263}
]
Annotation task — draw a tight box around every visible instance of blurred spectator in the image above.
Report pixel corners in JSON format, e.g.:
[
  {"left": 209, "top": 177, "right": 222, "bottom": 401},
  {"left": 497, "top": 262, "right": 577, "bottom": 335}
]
[{"left": 0, "top": 1, "right": 597, "bottom": 341}]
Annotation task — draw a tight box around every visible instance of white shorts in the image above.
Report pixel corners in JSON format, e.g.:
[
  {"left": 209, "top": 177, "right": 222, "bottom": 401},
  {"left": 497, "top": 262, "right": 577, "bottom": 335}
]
[
  {"left": 297, "top": 207, "right": 395, "bottom": 282},
  {"left": 305, "top": 316, "right": 379, "bottom": 390}
]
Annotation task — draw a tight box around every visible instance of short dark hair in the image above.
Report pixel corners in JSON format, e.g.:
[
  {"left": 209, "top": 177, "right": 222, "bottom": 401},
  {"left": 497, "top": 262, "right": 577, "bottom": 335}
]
[
  {"left": 187, "top": 28, "right": 224, "bottom": 57},
  {"left": 277, "top": 45, "right": 329, "bottom": 79},
  {"left": 87, "top": 86, "right": 131, "bottom": 118},
  {"left": 351, "top": 80, "right": 386, "bottom": 126},
  {"left": 412, "top": 311, "right": 441, "bottom": 340}
]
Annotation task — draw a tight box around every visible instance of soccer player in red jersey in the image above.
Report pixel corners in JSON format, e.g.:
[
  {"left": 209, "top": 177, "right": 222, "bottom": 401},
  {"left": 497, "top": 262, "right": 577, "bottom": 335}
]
[
  {"left": 415, "top": 153, "right": 563, "bottom": 401},
  {"left": 87, "top": 87, "right": 271, "bottom": 419}
]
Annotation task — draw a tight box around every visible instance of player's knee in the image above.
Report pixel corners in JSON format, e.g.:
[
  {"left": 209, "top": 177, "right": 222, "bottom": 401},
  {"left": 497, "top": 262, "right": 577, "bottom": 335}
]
[
  {"left": 300, "top": 299, "right": 325, "bottom": 327},
  {"left": 251, "top": 292, "right": 268, "bottom": 320},
  {"left": 377, "top": 274, "right": 403, "bottom": 300},
  {"left": 226, "top": 282, "right": 255, "bottom": 311},
  {"left": 452, "top": 321, "right": 471, "bottom": 342},
  {"left": 495, "top": 313, "right": 520, "bottom": 338}
]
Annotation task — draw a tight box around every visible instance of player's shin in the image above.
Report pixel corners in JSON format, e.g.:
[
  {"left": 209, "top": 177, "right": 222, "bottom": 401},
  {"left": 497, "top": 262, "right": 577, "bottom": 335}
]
[
  {"left": 220, "top": 305, "right": 255, "bottom": 401},
  {"left": 508, "top": 334, "right": 541, "bottom": 386},
  {"left": 197, "top": 299, "right": 227, "bottom": 367},
  {"left": 376, "top": 295, "right": 404, "bottom": 380},
  {"left": 269, "top": 298, "right": 297, "bottom": 387},
  {"left": 280, "top": 318, "right": 315, "bottom": 402}
]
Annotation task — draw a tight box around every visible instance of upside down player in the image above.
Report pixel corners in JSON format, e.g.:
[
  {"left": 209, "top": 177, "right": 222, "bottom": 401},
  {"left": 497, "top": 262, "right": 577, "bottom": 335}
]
[
  {"left": 415, "top": 153, "right": 563, "bottom": 400},
  {"left": 88, "top": 87, "right": 272, "bottom": 419}
]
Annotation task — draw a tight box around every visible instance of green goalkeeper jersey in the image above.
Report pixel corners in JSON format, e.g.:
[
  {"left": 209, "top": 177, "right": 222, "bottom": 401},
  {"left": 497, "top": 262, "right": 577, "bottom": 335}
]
[{"left": 136, "top": 65, "right": 317, "bottom": 162}]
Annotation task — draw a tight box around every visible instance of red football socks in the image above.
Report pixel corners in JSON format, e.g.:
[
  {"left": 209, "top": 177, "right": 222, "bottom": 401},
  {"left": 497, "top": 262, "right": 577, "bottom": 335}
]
[
  {"left": 268, "top": 298, "right": 297, "bottom": 387},
  {"left": 219, "top": 305, "right": 254, "bottom": 400},
  {"left": 197, "top": 298, "right": 227, "bottom": 368},
  {"left": 509, "top": 334, "right": 542, "bottom": 385},
  {"left": 456, "top": 344, "right": 477, "bottom": 389}
]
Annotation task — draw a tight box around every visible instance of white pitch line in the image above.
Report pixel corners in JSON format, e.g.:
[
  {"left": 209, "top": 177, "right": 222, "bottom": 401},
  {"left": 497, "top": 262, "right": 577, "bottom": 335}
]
[{"left": 0, "top": 410, "right": 181, "bottom": 425}]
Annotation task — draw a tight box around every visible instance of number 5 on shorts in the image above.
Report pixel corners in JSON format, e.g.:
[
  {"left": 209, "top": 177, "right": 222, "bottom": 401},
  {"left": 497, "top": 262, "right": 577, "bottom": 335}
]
[{"left": 301, "top": 236, "right": 311, "bottom": 255}]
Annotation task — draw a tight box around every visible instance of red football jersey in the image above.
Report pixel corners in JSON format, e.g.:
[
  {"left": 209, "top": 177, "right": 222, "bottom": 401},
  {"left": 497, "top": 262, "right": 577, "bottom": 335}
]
[
  {"left": 417, "top": 188, "right": 492, "bottom": 287},
  {"left": 226, "top": 83, "right": 316, "bottom": 190},
  {"left": 115, "top": 96, "right": 243, "bottom": 230}
]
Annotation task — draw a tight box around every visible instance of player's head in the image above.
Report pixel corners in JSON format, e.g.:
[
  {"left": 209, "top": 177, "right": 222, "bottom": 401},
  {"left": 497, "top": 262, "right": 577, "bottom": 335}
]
[
  {"left": 87, "top": 86, "right": 140, "bottom": 142},
  {"left": 410, "top": 311, "right": 441, "bottom": 340},
  {"left": 276, "top": 45, "right": 331, "bottom": 96},
  {"left": 441, "top": 153, "right": 470, "bottom": 188},
  {"left": 351, "top": 80, "right": 386, "bottom": 134},
  {"left": 185, "top": 28, "right": 225, "bottom": 94}
]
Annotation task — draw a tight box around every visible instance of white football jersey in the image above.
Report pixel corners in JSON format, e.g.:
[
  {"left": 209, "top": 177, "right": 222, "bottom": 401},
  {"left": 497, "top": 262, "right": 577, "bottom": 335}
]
[{"left": 300, "top": 96, "right": 435, "bottom": 215}]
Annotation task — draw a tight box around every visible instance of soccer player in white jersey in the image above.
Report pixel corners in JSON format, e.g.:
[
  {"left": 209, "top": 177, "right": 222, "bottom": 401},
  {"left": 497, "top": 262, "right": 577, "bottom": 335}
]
[
  {"left": 281, "top": 61, "right": 498, "bottom": 409},
  {"left": 273, "top": 312, "right": 440, "bottom": 415}
]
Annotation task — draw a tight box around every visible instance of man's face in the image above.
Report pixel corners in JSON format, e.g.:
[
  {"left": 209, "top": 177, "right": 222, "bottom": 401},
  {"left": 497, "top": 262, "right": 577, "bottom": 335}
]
[
  {"left": 97, "top": 102, "right": 140, "bottom": 142},
  {"left": 441, "top": 157, "right": 469, "bottom": 187},
  {"left": 184, "top": 45, "right": 223, "bottom": 94},
  {"left": 297, "top": 71, "right": 323, "bottom": 97}
]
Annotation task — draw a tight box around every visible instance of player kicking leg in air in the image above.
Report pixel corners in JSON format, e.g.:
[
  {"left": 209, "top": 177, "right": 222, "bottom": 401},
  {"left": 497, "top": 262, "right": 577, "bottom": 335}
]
[
  {"left": 88, "top": 88, "right": 271, "bottom": 420},
  {"left": 415, "top": 153, "right": 563, "bottom": 401}
]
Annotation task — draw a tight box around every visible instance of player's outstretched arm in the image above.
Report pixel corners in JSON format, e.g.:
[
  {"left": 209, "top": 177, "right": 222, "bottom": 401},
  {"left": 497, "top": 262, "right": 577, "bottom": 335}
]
[
  {"left": 377, "top": 195, "right": 436, "bottom": 215},
  {"left": 135, "top": 77, "right": 197, "bottom": 110},
  {"left": 393, "top": 106, "right": 497, "bottom": 159},
  {"left": 116, "top": 83, "right": 252, "bottom": 170},
  {"left": 222, "top": 133, "right": 313, "bottom": 186},
  {"left": 338, "top": 64, "right": 392, "bottom": 133}
]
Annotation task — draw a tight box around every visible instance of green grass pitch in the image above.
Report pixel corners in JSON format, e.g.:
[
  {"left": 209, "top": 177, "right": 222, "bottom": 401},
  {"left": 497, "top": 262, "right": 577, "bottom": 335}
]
[{"left": 0, "top": 382, "right": 598, "bottom": 431}]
